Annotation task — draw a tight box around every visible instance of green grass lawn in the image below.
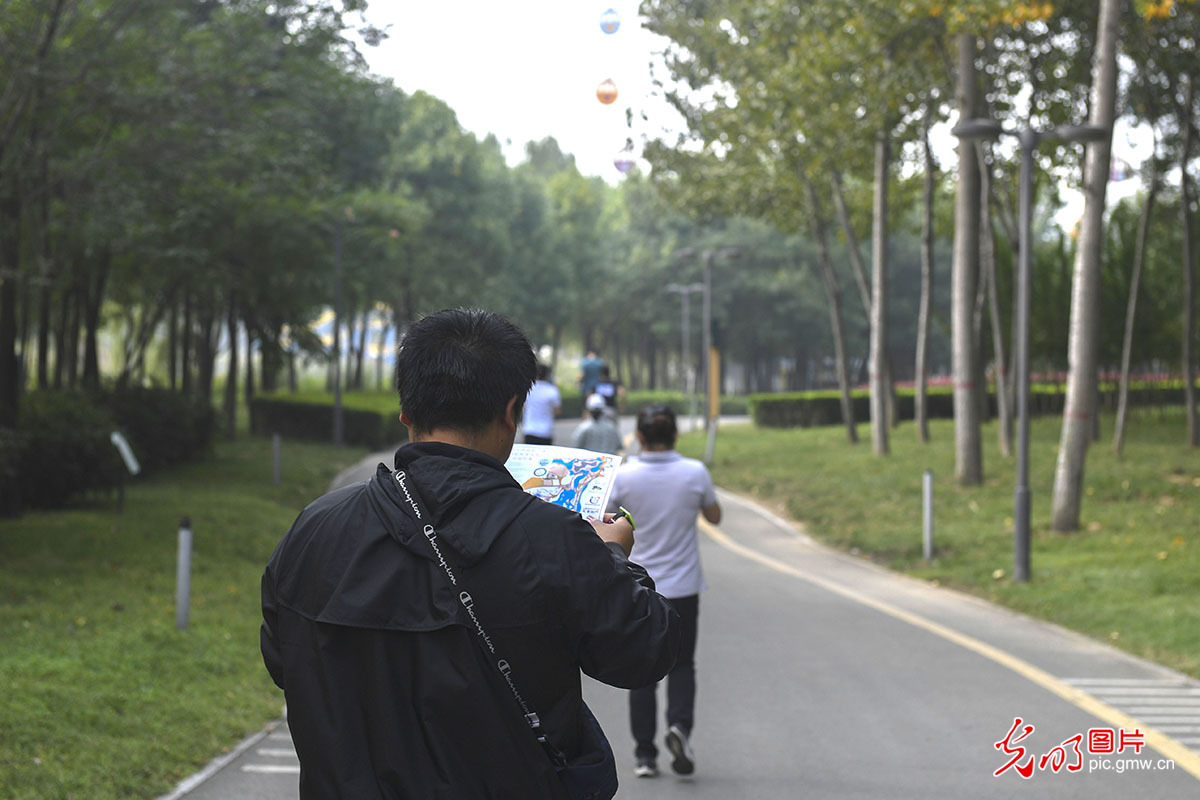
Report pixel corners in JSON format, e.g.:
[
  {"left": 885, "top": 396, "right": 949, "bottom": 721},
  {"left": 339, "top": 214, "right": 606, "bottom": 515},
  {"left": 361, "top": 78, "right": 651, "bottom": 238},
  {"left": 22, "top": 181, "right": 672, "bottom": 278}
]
[
  {"left": 0, "top": 435, "right": 366, "bottom": 799},
  {"left": 678, "top": 408, "right": 1200, "bottom": 678}
]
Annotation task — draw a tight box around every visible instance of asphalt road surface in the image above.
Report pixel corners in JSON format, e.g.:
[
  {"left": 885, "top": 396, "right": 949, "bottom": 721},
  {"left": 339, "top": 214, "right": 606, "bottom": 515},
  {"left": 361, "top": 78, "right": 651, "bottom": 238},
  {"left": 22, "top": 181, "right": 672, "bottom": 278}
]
[{"left": 164, "top": 418, "right": 1200, "bottom": 799}]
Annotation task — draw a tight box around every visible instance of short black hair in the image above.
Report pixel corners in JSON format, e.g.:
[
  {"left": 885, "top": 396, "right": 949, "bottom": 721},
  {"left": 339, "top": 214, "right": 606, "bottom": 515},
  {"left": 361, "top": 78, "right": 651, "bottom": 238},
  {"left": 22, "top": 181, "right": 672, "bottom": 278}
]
[
  {"left": 394, "top": 308, "right": 537, "bottom": 434},
  {"left": 536, "top": 363, "right": 552, "bottom": 381},
  {"left": 637, "top": 403, "right": 677, "bottom": 447}
]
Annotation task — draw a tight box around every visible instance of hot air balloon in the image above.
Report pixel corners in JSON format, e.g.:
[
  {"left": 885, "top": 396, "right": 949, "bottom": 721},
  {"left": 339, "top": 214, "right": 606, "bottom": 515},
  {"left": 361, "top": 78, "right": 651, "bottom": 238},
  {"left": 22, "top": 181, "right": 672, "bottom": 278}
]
[
  {"left": 1110, "top": 157, "right": 1133, "bottom": 182},
  {"left": 600, "top": 8, "right": 620, "bottom": 34},
  {"left": 596, "top": 79, "right": 618, "bottom": 105}
]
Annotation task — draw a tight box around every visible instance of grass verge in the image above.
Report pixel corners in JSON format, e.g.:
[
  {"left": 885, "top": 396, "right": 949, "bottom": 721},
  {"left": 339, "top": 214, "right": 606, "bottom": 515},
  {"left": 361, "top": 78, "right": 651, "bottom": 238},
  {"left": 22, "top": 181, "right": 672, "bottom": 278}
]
[
  {"left": 0, "top": 435, "right": 366, "bottom": 799},
  {"left": 678, "top": 408, "right": 1200, "bottom": 678}
]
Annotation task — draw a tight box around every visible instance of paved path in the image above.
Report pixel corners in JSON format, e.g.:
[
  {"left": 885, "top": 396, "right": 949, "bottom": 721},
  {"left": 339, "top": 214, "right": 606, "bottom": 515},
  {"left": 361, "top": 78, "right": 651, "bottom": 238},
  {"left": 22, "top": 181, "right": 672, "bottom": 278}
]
[{"left": 163, "top": 420, "right": 1200, "bottom": 799}]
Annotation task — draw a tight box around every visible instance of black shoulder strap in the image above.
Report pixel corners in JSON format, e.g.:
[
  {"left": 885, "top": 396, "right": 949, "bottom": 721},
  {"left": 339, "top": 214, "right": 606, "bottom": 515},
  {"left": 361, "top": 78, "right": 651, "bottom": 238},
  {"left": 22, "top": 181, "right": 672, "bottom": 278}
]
[{"left": 392, "top": 468, "right": 568, "bottom": 768}]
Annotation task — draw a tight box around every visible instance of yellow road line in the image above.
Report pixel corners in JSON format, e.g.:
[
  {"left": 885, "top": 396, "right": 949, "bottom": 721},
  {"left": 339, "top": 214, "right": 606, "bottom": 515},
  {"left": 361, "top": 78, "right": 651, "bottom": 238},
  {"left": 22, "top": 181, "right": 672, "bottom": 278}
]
[{"left": 699, "top": 518, "right": 1200, "bottom": 781}]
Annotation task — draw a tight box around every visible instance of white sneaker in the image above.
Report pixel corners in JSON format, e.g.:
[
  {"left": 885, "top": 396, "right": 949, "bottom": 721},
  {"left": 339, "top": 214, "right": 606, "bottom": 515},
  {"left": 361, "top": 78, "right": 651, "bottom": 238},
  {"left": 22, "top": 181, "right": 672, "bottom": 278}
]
[
  {"left": 664, "top": 725, "right": 694, "bottom": 775},
  {"left": 634, "top": 760, "right": 658, "bottom": 778}
]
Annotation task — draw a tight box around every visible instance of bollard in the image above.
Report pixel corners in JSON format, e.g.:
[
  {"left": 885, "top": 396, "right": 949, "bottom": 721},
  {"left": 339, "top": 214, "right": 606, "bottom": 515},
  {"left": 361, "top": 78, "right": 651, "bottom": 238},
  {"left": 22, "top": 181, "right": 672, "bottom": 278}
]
[
  {"left": 272, "top": 433, "right": 282, "bottom": 487},
  {"left": 922, "top": 470, "right": 934, "bottom": 562},
  {"left": 176, "top": 517, "right": 192, "bottom": 630},
  {"left": 704, "top": 419, "right": 718, "bottom": 465}
]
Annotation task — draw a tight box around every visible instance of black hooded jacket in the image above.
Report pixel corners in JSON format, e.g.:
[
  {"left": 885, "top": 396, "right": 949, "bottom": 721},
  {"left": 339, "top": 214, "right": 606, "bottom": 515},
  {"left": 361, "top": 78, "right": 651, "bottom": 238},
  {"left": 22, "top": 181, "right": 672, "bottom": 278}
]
[{"left": 261, "top": 441, "right": 680, "bottom": 799}]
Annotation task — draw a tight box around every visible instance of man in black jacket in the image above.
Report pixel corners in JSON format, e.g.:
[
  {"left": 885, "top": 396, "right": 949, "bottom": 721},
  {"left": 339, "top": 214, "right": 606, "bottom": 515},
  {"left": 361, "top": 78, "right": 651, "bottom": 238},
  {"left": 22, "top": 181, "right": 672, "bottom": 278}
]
[{"left": 261, "top": 308, "right": 680, "bottom": 799}]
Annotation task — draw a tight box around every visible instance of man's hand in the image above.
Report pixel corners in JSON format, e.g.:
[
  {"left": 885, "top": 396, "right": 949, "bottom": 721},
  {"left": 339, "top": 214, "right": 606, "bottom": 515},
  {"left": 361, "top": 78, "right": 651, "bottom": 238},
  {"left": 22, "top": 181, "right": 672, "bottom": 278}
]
[{"left": 589, "top": 514, "right": 634, "bottom": 556}]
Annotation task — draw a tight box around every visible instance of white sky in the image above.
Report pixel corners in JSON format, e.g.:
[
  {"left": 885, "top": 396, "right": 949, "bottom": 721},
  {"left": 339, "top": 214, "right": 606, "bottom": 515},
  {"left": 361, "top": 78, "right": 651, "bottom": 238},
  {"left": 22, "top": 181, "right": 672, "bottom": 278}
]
[
  {"left": 355, "top": 3, "right": 1147, "bottom": 217},
  {"left": 357, "top": 1, "right": 678, "bottom": 180}
]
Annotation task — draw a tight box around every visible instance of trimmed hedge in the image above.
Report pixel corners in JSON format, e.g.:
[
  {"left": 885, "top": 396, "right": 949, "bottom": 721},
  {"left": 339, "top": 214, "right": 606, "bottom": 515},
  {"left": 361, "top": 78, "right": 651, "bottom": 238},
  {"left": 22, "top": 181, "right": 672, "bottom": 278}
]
[
  {"left": 250, "top": 396, "right": 407, "bottom": 449},
  {"left": 10, "top": 390, "right": 126, "bottom": 511},
  {"left": 558, "top": 390, "right": 750, "bottom": 419},
  {"left": 102, "top": 385, "right": 215, "bottom": 472},
  {"left": 749, "top": 384, "right": 1197, "bottom": 429},
  {"left": 1, "top": 387, "right": 217, "bottom": 514}
]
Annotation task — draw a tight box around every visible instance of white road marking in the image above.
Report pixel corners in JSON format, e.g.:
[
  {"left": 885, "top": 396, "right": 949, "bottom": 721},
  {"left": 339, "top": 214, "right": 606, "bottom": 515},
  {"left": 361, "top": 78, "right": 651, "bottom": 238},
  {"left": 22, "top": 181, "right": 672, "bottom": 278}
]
[
  {"left": 1079, "top": 697, "right": 1200, "bottom": 706},
  {"left": 1064, "top": 678, "right": 1194, "bottom": 687},
  {"left": 241, "top": 764, "right": 301, "bottom": 774},
  {"left": 1085, "top": 688, "right": 1200, "bottom": 696},
  {"left": 255, "top": 748, "right": 298, "bottom": 758}
]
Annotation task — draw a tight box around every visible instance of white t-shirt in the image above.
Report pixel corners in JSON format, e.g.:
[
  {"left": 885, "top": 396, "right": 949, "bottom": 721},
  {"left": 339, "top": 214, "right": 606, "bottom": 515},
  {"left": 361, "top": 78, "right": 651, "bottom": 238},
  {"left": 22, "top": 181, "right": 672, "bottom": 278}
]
[
  {"left": 522, "top": 380, "right": 561, "bottom": 437},
  {"left": 607, "top": 450, "right": 717, "bottom": 599}
]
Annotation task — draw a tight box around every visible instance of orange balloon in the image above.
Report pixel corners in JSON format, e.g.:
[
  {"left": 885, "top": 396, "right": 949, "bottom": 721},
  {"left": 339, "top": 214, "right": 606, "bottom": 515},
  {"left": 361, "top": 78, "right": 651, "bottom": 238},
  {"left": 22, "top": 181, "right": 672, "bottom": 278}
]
[{"left": 596, "top": 79, "right": 618, "bottom": 105}]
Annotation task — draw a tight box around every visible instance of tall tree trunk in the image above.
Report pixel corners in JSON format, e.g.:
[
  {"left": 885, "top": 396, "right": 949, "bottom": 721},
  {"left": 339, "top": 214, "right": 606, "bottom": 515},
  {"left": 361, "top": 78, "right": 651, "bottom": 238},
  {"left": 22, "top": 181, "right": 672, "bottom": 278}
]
[
  {"left": 869, "top": 129, "right": 891, "bottom": 456},
  {"left": 245, "top": 325, "right": 255, "bottom": 406},
  {"left": 376, "top": 316, "right": 390, "bottom": 391},
  {"left": 0, "top": 194, "right": 21, "bottom": 427},
  {"left": 648, "top": 332, "right": 658, "bottom": 390},
  {"left": 916, "top": 120, "right": 936, "bottom": 443},
  {"left": 391, "top": 308, "right": 406, "bottom": 390},
  {"left": 35, "top": 174, "right": 52, "bottom": 390},
  {"left": 261, "top": 326, "right": 282, "bottom": 393},
  {"left": 1181, "top": 75, "right": 1198, "bottom": 448},
  {"left": 0, "top": 277, "right": 17, "bottom": 427},
  {"left": 549, "top": 324, "right": 562, "bottom": 380},
  {"left": 972, "top": 241, "right": 990, "bottom": 424},
  {"left": 181, "top": 290, "right": 193, "bottom": 394},
  {"left": 338, "top": 307, "right": 353, "bottom": 392},
  {"left": 978, "top": 143, "right": 1012, "bottom": 456},
  {"left": 353, "top": 306, "right": 368, "bottom": 390},
  {"left": 805, "top": 175, "right": 858, "bottom": 444},
  {"left": 81, "top": 251, "right": 110, "bottom": 390},
  {"left": 53, "top": 284, "right": 67, "bottom": 389},
  {"left": 63, "top": 282, "right": 81, "bottom": 388},
  {"left": 832, "top": 168, "right": 895, "bottom": 422},
  {"left": 952, "top": 32, "right": 983, "bottom": 484},
  {"left": 1051, "top": 0, "right": 1120, "bottom": 531},
  {"left": 1114, "top": 165, "right": 1159, "bottom": 457},
  {"left": 224, "top": 296, "right": 238, "bottom": 440},
  {"left": 36, "top": 282, "right": 51, "bottom": 389},
  {"left": 168, "top": 301, "right": 178, "bottom": 391},
  {"left": 196, "top": 301, "right": 217, "bottom": 404},
  {"left": 831, "top": 170, "right": 872, "bottom": 314}
]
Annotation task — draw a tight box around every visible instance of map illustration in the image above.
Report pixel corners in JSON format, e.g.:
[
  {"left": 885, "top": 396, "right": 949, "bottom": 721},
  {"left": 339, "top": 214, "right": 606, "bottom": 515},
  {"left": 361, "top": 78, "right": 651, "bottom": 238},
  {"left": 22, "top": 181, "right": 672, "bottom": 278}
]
[{"left": 504, "top": 444, "right": 622, "bottom": 520}]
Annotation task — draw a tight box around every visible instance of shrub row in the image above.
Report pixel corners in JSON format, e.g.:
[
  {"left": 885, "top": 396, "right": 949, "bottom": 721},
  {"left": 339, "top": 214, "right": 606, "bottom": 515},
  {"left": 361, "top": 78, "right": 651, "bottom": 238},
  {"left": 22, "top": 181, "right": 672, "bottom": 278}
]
[
  {"left": 749, "top": 384, "right": 1196, "bottom": 429},
  {"left": 1, "top": 387, "right": 215, "bottom": 515},
  {"left": 558, "top": 390, "right": 750, "bottom": 419},
  {"left": 248, "top": 389, "right": 749, "bottom": 448},
  {"left": 250, "top": 396, "right": 407, "bottom": 449}
]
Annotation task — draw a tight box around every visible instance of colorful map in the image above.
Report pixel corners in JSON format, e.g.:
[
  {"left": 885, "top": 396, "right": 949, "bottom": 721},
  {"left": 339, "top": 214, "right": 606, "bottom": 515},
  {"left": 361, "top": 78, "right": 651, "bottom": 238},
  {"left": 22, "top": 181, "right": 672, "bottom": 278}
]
[{"left": 504, "top": 444, "right": 622, "bottom": 520}]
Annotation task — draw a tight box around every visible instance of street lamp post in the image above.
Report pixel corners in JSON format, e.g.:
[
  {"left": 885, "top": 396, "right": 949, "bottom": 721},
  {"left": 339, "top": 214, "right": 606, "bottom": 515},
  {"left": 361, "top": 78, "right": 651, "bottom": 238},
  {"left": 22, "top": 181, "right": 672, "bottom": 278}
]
[
  {"left": 951, "top": 118, "right": 1106, "bottom": 582},
  {"left": 332, "top": 215, "right": 345, "bottom": 447},
  {"left": 674, "top": 247, "right": 738, "bottom": 463},
  {"left": 666, "top": 280, "right": 704, "bottom": 424}
]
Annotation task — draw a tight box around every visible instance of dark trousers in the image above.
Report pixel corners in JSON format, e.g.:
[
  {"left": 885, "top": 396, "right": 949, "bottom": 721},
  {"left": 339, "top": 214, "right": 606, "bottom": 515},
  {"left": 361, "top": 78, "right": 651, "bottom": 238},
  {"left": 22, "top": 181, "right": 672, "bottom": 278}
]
[
  {"left": 630, "top": 594, "right": 699, "bottom": 761},
  {"left": 524, "top": 434, "right": 553, "bottom": 445}
]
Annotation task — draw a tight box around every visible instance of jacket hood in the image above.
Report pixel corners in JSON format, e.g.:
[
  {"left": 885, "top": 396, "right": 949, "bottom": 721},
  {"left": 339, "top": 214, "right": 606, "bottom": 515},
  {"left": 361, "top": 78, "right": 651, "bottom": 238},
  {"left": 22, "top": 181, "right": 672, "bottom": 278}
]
[
  {"left": 267, "top": 441, "right": 534, "bottom": 630},
  {"left": 386, "top": 441, "right": 532, "bottom": 562}
]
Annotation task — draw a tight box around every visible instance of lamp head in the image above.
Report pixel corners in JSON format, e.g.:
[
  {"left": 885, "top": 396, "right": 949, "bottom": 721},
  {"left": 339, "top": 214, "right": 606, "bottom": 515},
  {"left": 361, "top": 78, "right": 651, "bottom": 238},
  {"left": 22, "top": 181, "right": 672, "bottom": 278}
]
[
  {"left": 1053, "top": 124, "right": 1108, "bottom": 144},
  {"left": 951, "top": 119, "right": 1004, "bottom": 141}
]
